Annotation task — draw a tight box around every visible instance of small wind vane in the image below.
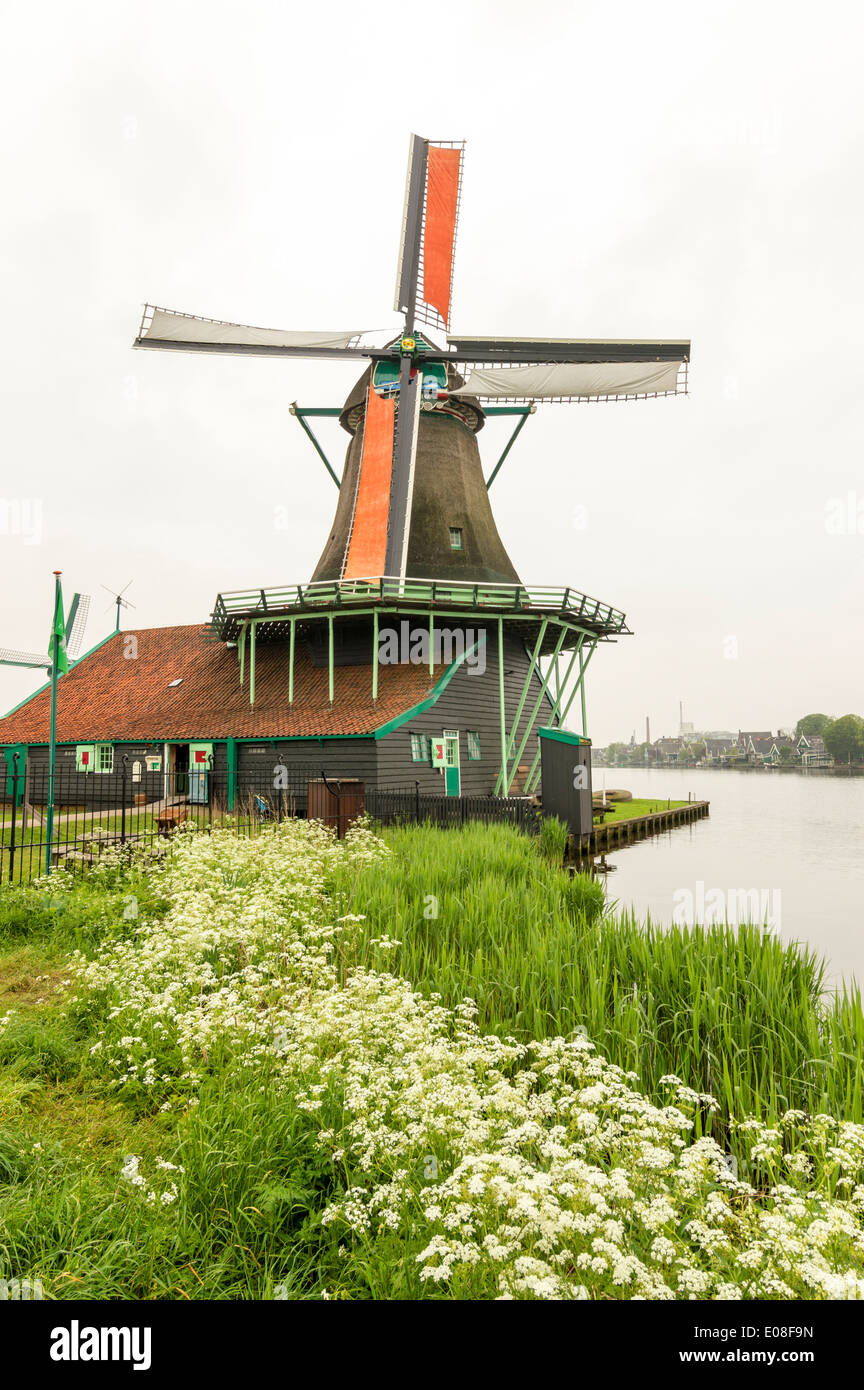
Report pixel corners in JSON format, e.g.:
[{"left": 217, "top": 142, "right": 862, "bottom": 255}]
[
  {"left": 134, "top": 135, "right": 690, "bottom": 583},
  {"left": 101, "top": 581, "right": 136, "bottom": 632},
  {"left": 0, "top": 591, "right": 91, "bottom": 672}
]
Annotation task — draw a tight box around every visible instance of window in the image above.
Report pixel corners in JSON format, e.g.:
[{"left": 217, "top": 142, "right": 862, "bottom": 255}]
[
  {"left": 449, "top": 527, "right": 463, "bottom": 550},
  {"left": 410, "top": 732, "right": 429, "bottom": 763},
  {"left": 467, "top": 730, "right": 481, "bottom": 760},
  {"left": 95, "top": 743, "right": 114, "bottom": 775}
]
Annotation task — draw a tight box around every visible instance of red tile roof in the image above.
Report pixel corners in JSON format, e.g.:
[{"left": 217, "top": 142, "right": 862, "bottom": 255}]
[{"left": 0, "top": 625, "right": 441, "bottom": 743}]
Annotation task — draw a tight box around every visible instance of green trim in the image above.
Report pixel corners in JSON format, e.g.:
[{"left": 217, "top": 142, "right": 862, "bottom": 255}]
[
  {"left": 538, "top": 726, "right": 591, "bottom": 747},
  {"left": 1, "top": 630, "right": 119, "bottom": 721},
  {"left": 371, "top": 639, "right": 482, "bottom": 739},
  {"left": 227, "top": 737, "right": 237, "bottom": 811}
]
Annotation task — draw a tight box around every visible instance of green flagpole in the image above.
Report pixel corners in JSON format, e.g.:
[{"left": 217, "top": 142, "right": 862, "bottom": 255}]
[{"left": 45, "top": 570, "right": 64, "bottom": 875}]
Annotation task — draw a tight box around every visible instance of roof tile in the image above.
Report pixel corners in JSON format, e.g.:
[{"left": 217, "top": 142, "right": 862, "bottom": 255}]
[{"left": 0, "top": 625, "right": 441, "bottom": 743}]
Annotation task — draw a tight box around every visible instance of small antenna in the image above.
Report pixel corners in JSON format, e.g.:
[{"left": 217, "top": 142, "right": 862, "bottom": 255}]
[{"left": 100, "top": 580, "right": 136, "bottom": 632}]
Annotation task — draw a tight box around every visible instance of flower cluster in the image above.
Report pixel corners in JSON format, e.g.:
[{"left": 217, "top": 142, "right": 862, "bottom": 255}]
[{"left": 71, "top": 821, "right": 864, "bottom": 1300}]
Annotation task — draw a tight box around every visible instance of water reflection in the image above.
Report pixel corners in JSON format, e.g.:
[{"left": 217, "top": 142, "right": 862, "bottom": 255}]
[{"left": 584, "top": 767, "right": 864, "bottom": 988}]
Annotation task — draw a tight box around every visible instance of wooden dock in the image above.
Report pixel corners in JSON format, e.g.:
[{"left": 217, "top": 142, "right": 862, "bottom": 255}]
[{"left": 573, "top": 800, "right": 709, "bottom": 860}]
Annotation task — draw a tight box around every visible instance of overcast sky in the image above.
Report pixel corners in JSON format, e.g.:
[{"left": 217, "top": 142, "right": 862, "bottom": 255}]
[{"left": 1, "top": 0, "right": 862, "bottom": 745}]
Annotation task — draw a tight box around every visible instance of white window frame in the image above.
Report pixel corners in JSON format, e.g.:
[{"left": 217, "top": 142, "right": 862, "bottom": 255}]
[{"left": 95, "top": 742, "right": 114, "bottom": 775}]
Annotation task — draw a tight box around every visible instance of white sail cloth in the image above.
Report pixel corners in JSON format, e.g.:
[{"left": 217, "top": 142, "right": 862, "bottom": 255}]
[
  {"left": 139, "top": 308, "right": 363, "bottom": 351},
  {"left": 451, "top": 360, "right": 682, "bottom": 400}
]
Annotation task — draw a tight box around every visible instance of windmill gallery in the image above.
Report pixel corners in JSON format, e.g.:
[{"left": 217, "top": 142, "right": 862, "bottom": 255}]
[{"left": 0, "top": 136, "right": 690, "bottom": 835}]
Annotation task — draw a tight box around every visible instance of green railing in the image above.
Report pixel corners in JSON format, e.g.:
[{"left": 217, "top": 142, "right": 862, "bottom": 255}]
[{"left": 211, "top": 576, "right": 627, "bottom": 637}]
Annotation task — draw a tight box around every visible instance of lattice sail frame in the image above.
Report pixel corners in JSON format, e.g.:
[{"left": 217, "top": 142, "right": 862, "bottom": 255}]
[{"left": 413, "top": 139, "right": 466, "bottom": 335}]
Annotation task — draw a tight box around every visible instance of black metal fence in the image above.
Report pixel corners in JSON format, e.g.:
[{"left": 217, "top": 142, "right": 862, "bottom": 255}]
[
  {"left": 0, "top": 757, "right": 539, "bottom": 886},
  {"left": 367, "top": 786, "right": 539, "bottom": 832}
]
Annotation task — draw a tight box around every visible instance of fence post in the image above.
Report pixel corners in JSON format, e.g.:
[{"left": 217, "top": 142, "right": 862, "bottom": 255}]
[
  {"left": 8, "top": 752, "right": 20, "bottom": 883},
  {"left": 415, "top": 780, "right": 420, "bottom": 822},
  {"left": 207, "top": 753, "right": 214, "bottom": 834},
  {"left": 121, "top": 755, "right": 129, "bottom": 846}
]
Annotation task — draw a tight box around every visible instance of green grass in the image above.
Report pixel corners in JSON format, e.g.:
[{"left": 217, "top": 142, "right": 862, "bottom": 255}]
[
  {"left": 595, "top": 796, "right": 688, "bottom": 823},
  {"left": 337, "top": 822, "right": 864, "bottom": 1145}
]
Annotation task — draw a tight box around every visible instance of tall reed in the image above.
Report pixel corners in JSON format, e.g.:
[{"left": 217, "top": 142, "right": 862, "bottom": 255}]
[{"left": 335, "top": 822, "right": 864, "bottom": 1144}]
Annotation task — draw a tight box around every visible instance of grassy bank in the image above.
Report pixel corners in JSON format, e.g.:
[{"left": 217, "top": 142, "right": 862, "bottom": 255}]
[
  {"left": 0, "top": 821, "right": 862, "bottom": 1301},
  {"left": 597, "top": 796, "right": 688, "bottom": 823},
  {"left": 335, "top": 823, "right": 864, "bottom": 1143}
]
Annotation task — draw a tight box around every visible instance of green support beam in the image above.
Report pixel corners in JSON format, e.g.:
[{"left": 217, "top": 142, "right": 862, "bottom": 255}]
[
  {"left": 502, "top": 623, "right": 568, "bottom": 795},
  {"left": 498, "top": 617, "right": 507, "bottom": 796},
  {"left": 289, "top": 403, "right": 341, "bottom": 488},
  {"left": 495, "top": 618, "right": 548, "bottom": 794},
  {"left": 328, "top": 613, "right": 334, "bottom": 704},
  {"left": 227, "top": 737, "right": 237, "bottom": 811},
  {"left": 523, "top": 638, "right": 583, "bottom": 794},
  {"left": 249, "top": 621, "right": 257, "bottom": 706},
  {"left": 485, "top": 405, "right": 535, "bottom": 489},
  {"left": 372, "top": 608, "right": 379, "bottom": 701},
  {"left": 288, "top": 617, "right": 296, "bottom": 705}
]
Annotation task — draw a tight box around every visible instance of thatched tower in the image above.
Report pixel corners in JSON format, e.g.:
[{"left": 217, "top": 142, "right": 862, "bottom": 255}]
[{"left": 311, "top": 367, "right": 521, "bottom": 585}]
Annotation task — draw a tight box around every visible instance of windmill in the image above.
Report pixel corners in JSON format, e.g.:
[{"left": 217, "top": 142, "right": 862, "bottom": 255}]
[
  {"left": 0, "top": 591, "right": 91, "bottom": 673},
  {"left": 101, "top": 581, "right": 136, "bottom": 632},
  {"left": 133, "top": 135, "right": 690, "bottom": 797}
]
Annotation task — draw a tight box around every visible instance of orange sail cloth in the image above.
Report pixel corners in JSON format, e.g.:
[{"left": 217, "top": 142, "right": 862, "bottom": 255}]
[
  {"left": 342, "top": 387, "right": 396, "bottom": 578},
  {"left": 422, "top": 145, "right": 461, "bottom": 327}
]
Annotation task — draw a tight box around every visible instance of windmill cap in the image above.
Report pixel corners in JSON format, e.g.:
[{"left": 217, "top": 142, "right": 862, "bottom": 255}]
[{"left": 338, "top": 363, "right": 484, "bottom": 434}]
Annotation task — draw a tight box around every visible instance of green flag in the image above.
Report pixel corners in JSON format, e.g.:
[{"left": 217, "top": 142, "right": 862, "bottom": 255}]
[{"left": 50, "top": 581, "right": 69, "bottom": 675}]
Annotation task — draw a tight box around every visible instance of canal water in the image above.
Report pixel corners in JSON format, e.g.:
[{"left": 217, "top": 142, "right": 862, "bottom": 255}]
[{"left": 595, "top": 767, "right": 864, "bottom": 989}]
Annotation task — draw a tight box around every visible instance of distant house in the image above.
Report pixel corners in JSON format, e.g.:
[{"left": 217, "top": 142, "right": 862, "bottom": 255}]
[
  {"left": 702, "top": 737, "right": 733, "bottom": 764},
  {"left": 764, "top": 736, "right": 797, "bottom": 766},
  {"left": 654, "top": 736, "right": 682, "bottom": 764},
  {"left": 737, "top": 730, "right": 772, "bottom": 758},
  {"left": 745, "top": 737, "right": 776, "bottom": 764},
  {"left": 797, "top": 733, "right": 833, "bottom": 767}
]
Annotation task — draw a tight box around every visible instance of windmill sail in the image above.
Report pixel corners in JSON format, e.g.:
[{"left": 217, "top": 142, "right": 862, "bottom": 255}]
[
  {"left": 135, "top": 307, "right": 369, "bottom": 359},
  {"left": 65, "top": 592, "right": 91, "bottom": 657},
  {"left": 451, "top": 360, "right": 685, "bottom": 401},
  {"left": 0, "top": 648, "right": 51, "bottom": 670},
  {"left": 394, "top": 137, "right": 464, "bottom": 332}
]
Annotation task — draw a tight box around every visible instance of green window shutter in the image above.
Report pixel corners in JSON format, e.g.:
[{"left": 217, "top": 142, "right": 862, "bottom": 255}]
[{"left": 76, "top": 744, "right": 96, "bottom": 773}]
